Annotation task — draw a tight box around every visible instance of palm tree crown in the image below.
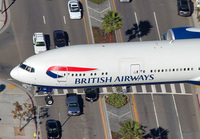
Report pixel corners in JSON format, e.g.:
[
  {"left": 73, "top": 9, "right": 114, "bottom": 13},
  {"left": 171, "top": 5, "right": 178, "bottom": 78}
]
[{"left": 101, "top": 10, "right": 123, "bottom": 42}]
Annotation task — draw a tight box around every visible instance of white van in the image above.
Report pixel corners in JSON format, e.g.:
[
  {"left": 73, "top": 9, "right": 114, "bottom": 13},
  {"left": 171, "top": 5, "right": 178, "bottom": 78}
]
[{"left": 33, "top": 32, "right": 47, "bottom": 54}]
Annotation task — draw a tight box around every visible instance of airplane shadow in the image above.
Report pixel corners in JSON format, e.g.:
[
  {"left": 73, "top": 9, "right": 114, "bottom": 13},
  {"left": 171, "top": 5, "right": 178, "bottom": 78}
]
[{"left": 125, "top": 20, "right": 152, "bottom": 42}]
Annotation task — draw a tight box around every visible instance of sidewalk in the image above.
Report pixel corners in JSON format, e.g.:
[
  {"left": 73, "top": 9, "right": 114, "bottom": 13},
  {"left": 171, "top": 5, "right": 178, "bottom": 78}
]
[
  {"left": 0, "top": 1, "right": 37, "bottom": 139},
  {"left": 0, "top": 0, "right": 6, "bottom": 30},
  {"left": 0, "top": 79, "right": 36, "bottom": 139}
]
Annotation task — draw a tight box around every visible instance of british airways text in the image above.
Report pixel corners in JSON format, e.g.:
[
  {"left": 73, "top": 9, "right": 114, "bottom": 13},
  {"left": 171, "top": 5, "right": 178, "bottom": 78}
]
[{"left": 75, "top": 74, "right": 154, "bottom": 84}]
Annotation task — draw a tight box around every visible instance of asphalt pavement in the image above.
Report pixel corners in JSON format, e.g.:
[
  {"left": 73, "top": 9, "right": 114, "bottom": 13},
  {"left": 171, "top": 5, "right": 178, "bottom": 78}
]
[{"left": 0, "top": 0, "right": 200, "bottom": 139}]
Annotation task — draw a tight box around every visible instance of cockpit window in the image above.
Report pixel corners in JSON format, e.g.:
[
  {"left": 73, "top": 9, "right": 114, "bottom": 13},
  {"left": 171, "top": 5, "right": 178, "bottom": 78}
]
[
  {"left": 19, "top": 63, "right": 35, "bottom": 73},
  {"left": 19, "top": 64, "right": 26, "bottom": 69},
  {"left": 31, "top": 68, "right": 35, "bottom": 72}
]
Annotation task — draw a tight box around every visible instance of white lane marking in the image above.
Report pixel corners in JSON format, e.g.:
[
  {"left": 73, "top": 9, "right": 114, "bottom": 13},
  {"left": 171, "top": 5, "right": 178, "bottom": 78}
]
[
  {"left": 34, "top": 91, "right": 192, "bottom": 97},
  {"left": 151, "top": 94, "right": 160, "bottom": 137},
  {"left": 153, "top": 12, "right": 161, "bottom": 40},
  {"left": 172, "top": 94, "right": 184, "bottom": 139},
  {"left": 63, "top": 16, "right": 66, "bottom": 24},
  {"left": 7, "top": 78, "right": 13, "bottom": 80},
  {"left": 134, "top": 12, "right": 142, "bottom": 42},
  {"left": 59, "top": 113, "right": 61, "bottom": 122},
  {"left": 43, "top": 16, "right": 46, "bottom": 24}
]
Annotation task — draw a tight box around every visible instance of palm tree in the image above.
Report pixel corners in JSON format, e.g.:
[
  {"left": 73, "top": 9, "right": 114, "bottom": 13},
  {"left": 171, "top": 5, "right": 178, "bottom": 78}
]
[
  {"left": 118, "top": 119, "right": 143, "bottom": 139},
  {"left": 101, "top": 10, "right": 123, "bottom": 43}
]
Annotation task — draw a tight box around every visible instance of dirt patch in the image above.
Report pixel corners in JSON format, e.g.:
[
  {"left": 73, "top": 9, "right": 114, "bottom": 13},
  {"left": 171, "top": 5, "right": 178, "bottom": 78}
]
[
  {"left": 111, "top": 131, "right": 123, "bottom": 139},
  {"left": 92, "top": 26, "right": 116, "bottom": 43},
  {"left": 14, "top": 127, "right": 25, "bottom": 136}
]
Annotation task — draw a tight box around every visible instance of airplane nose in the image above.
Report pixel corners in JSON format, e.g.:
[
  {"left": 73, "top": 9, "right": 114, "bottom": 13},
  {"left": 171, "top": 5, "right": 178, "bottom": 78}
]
[{"left": 10, "top": 67, "right": 19, "bottom": 80}]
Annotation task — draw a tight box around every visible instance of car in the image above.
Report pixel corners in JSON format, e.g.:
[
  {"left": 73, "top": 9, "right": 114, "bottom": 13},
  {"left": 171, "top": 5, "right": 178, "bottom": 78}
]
[
  {"left": 53, "top": 30, "right": 67, "bottom": 48},
  {"left": 68, "top": 0, "right": 82, "bottom": 19},
  {"left": 46, "top": 119, "right": 60, "bottom": 139},
  {"left": 32, "top": 32, "right": 47, "bottom": 54},
  {"left": 177, "top": 0, "right": 191, "bottom": 17},
  {"left": 66, "top": 93, "right": 80, "bottom": 116},
  {"left": 84, "top": 88, "right": 98, "bottom": 102}
]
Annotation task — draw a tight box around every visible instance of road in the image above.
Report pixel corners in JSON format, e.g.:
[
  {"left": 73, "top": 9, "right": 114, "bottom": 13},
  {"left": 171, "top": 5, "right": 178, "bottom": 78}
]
[
  {"left": 114, "top": 0, "right": 193, "bottom": 42},
  {"left": 0, "top": 0, "right": 199, "bottom": 139},
  {"left": 36, "top": 95, "right": 105, "bottom": 139}
]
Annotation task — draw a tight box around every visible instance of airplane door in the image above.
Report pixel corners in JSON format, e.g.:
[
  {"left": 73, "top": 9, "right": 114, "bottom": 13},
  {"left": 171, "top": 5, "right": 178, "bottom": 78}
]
[
  {"left": 56, "top": 67, "right": 67, "bottom": 82},
  {"left": 130, "top": 64, "right": 140, "bottom": 76}
]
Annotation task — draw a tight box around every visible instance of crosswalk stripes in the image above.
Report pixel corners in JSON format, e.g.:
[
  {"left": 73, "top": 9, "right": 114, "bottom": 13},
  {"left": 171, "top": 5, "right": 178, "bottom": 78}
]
[
  {"left": 53, "top": 89, "right": 58, "bottom": 95},
  {"left": 132, "top": 86, "right": 137, "bottom": 93},
  {"left": 170, "top": 84, "right": 176, "bottom": 93},
  {"left": 102, "top": 87, "right": 107, "bottom": 93},
  {"left": 33, "top": 83, "right": 192, "bottom": 97},
  {"left": 151, "top": 85, "right": 157, "bottom": 93},
  {"left": 180, "top": 83, "right": 186, "bottom": 94},
  {"left": 141, "top": 85, "right": 147, "bottom": 92},
  {"left": 73, "top": 89, "right": 78, "bottom": 94},
  {"left": 161, "top": 84, "right": 167, "bottom": 93},
  {"left": 63, "top": 89, "right": 68, "bottom": 94}
]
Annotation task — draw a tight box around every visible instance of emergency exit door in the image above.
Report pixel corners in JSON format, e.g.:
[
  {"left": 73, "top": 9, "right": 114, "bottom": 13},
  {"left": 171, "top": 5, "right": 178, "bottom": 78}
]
[{"left": 56, "top": 67, "right": 68, "bottom": 82}]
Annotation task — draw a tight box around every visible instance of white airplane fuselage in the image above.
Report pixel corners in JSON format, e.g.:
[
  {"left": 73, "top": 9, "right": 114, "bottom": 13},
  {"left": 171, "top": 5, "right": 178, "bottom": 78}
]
[{"left": 10, "top": 39, "right": 200, "bottom": 89}]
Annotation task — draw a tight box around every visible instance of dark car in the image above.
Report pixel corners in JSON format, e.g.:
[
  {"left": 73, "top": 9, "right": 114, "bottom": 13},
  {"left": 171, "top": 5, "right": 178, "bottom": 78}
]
[
  {"left": 66, "top": 93, "right": 80, "bottom": 116},
  {"left": 53, "top": 30, "right": 67, "bottom": 48},
  {"left": 46, "top": 119, "right": 60, "bottom": 139},
  {"left": 177, "top": 0, "right": 191, "bottom": 17},
  {"left": 84, "top": 88, "right": 98, "bottom": 102}
]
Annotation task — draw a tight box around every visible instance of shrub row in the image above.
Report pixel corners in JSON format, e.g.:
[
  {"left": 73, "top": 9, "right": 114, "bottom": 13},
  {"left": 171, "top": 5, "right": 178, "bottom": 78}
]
[
  {"left": 89, "top": 0, "right": 106, "bottom": 4},
  {"left": 105, "top": 93, "right": 129, "bottom": 108}
]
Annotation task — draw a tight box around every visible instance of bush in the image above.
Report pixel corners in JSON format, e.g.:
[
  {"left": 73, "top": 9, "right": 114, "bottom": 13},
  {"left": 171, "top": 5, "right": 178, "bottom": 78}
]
[
  {"left": 105, "top": 93, "right": 129, "bottom": 108},
  {"left": 89, "top": 0, "right": 106, "bottom": 4}
]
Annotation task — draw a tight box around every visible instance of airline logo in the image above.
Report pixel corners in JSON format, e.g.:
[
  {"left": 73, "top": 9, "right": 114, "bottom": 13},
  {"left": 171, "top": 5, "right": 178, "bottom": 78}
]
[
  {"left": 46, "top": 66, "right": 97, "bottom": 78},
  {"left": 75, "top": 74, "right": 154, "bottom": 84}
]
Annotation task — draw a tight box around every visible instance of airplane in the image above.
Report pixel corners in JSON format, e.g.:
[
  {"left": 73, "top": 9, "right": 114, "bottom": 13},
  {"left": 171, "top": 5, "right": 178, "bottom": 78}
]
[{"left": 10, "top": 39, "right": 200, "bottom": 104}]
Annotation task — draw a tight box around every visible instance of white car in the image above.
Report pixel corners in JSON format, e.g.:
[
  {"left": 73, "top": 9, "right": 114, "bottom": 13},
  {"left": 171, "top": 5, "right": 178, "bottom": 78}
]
[
  {"left": 68, "top": 0, "right": 82, "bottom": 19},
  {"left": 33, "top": 32, "right": 47, "bottom": 54}
]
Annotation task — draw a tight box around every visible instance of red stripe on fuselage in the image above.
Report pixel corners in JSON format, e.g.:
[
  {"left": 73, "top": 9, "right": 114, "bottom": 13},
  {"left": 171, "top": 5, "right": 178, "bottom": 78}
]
[
  {"left": 67, "top": 67, "right": 97, "bottom": 72},
  {"left": 47, "top": 66, "right": 67, "bottom": 71},
  {"left": 47, "top": 66, "right": 97, "bottom": 72}
]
